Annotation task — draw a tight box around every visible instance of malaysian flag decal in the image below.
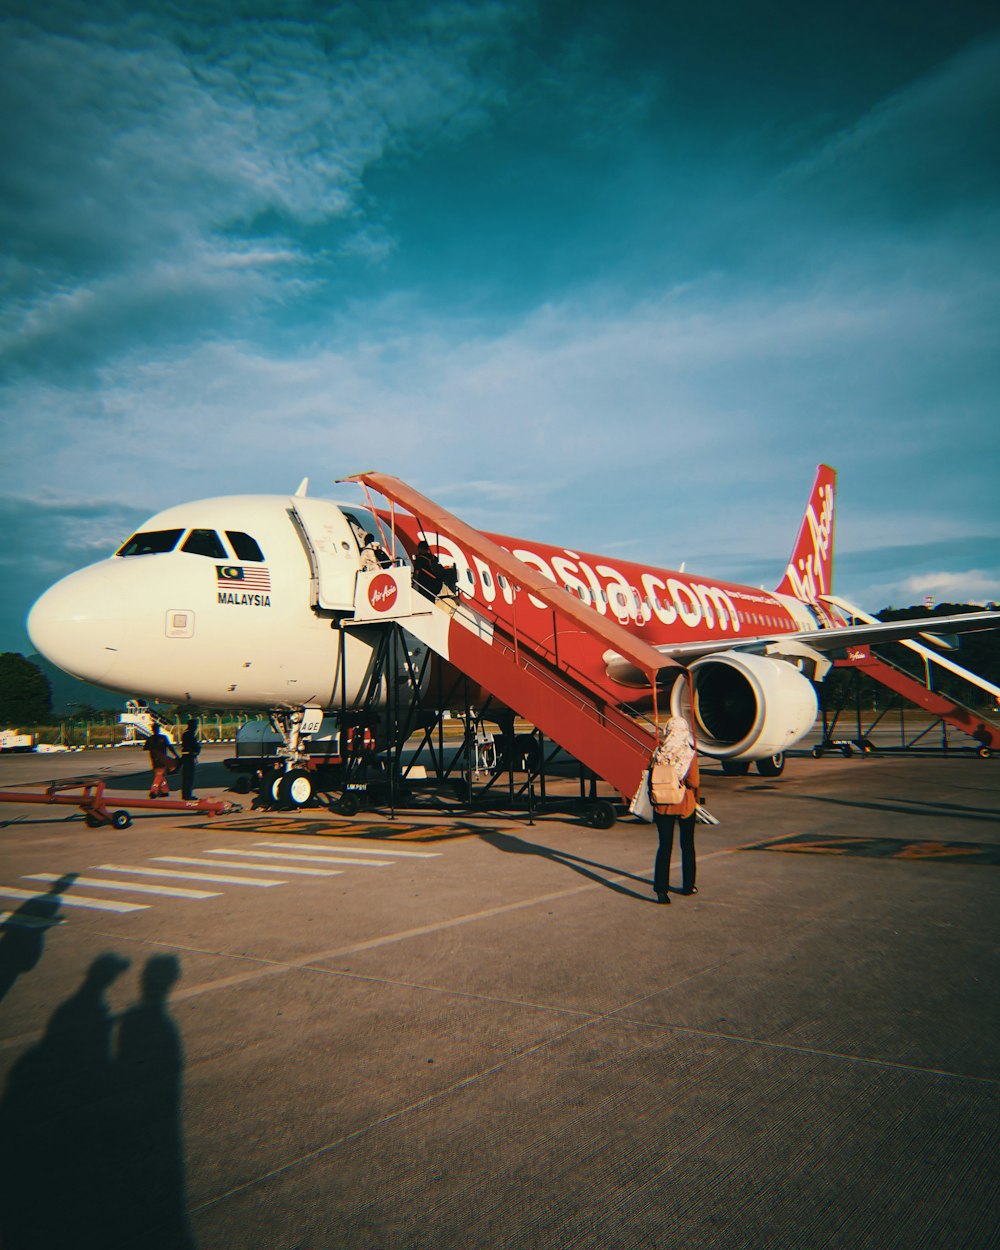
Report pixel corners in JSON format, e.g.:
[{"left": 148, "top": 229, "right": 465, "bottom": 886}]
[{"left": 217, "top": 565, "right": 271, "bottom": 591}]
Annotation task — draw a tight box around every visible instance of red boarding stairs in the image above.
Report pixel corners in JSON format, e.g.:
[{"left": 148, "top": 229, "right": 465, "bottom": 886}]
[
  {"left": 344, "top": 473, "right": 679, "bottom": 804},
  {"left": 834, "top": 646, "right": 1000, "bottom": 754},
  {"left": 822, "top": 595, "right": 1000, "bottom": 754}
]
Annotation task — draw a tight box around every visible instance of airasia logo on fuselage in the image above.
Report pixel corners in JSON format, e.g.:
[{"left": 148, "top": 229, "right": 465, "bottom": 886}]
[
  {"left": 412, "top": 528, "right": 751, "bottom": 637},
  {"left": 367, "top": 573, "right": 398, "bottom": 612}
]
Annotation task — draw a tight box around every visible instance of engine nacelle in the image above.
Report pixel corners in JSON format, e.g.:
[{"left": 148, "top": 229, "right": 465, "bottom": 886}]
[{"left": 670, "top": 650, "right": 818, "bottom": 760}]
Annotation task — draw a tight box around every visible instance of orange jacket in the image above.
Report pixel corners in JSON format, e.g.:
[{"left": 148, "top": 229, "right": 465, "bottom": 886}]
[{"left": 653, "top": 755, "right": 699, "bottom": 818}]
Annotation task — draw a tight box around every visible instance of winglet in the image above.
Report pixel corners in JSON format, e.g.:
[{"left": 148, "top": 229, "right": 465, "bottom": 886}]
[{"left": 774, "top": 464, "right": 837, "bottom": 602}]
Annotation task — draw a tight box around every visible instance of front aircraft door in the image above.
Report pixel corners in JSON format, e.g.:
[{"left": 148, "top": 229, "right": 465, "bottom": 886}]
[{"left": 288, "top": 497, "right": 358, "bottom": 611}]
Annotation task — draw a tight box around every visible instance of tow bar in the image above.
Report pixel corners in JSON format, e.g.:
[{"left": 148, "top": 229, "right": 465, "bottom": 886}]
[{"left": 0, "top": 776, "right": 240, "bottom": 829}]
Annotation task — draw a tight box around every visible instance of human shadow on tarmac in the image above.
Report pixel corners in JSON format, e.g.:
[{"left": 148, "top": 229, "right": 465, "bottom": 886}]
[
  {"left": 481, "top": 831, "right": 653, "bottom": 900},
  {"left": 0, "top": 873, "right": 76, "bottom": 1005},
  {"left": 115, "top": 955, "right": 196, "bottom": 1249},
  {"left": 0, "top": 952, "right": 195, "bottom": 1250}
]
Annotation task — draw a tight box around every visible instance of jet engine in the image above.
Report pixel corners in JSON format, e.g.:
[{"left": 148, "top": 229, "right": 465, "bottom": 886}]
[{"left": 670, "top": 650, "right": 818, "bottom": 761}]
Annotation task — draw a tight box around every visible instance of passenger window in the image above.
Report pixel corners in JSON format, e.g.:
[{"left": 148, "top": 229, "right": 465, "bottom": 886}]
[
  {"left": 227, "top": 531, "right": 265, "bottom": 562},
  {"left": 182, "top": 529, "right": 228, "bottom": 559},
  {"left": 117, "top": 529, "right": 183, "bottom": 557}
]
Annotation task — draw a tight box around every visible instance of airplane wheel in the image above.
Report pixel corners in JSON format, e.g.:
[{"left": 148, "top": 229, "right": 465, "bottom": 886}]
[
  {"left": 587, "top": 800, "right": 616, "bottom": 830},
  {"left": 266, "top": 770, "right": 285, "bottom": 806},
  {"left": 840, "top": 745, "right": 853, "bottom": 758},
  {"left": 278, "top": 769, "right": 314, "bottom": 809},
  {"left": 112, "top": 810, "right": 132, "bottom": 830},
  {"left": 811, "top": 746, "right": 824, "bottom": 759},
  {"left": 979, "top": 746, "right": 993, "bottom": 759},
  {"left": 721, "top": 760, "right": 750, "bottom": 776},
  {"left": 755, "top": 753, "right": 785, "bottom": 778},
  {"left": 338, "top": 791, "right": 362, "bottom": 816}
]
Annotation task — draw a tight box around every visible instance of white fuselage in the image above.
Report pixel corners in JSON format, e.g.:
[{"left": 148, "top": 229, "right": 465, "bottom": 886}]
[{"left": 28, "top": 494, "right": 410, "bottom": 708}]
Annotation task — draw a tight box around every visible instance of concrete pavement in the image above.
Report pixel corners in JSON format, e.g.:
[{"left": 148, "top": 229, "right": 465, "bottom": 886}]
[{"left": 0, "top": 746, "right": 997, "bottom": 1248}]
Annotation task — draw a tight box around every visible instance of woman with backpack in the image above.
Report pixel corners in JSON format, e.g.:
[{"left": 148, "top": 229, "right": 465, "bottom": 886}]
[{"left": 650, "top": 715, "right": 700, "bottom": 904}]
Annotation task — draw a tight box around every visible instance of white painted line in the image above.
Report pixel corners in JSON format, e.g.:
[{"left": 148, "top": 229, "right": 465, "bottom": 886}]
[
  {"left": 0, "top": 885, "right": 147, "bottom": 913},
  {"left": 0, "top": 910, "right": 64, "bottom": 930},
  {"left": 253, "top": 840, "right": 440, "bottom": 859},
  {"left": 155, "top": 856, "right": 342, "bottom": 878},
  {"left": 98, "top": 864, "right": 286, "bottom": 888},
  {"left": 25, "top": 873, "right": 221, "bottom": 900},
  {"left": 208, "top": 848, "right": 391, "bottom": 868}
]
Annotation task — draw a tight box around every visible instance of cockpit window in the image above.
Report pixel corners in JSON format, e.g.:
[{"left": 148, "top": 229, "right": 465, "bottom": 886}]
[
  {"left": 226, "top": 531, "right": 265, "bottom": 562},
  {"left": 182, "top": 529, "right": 228, "bottom": 559},
  {"left": 117, "top": 529, "right": 183, "bottom": 557}
]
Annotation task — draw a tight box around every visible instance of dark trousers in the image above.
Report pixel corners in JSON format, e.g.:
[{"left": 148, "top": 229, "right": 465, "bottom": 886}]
[
  {"left": 653, "top": 812, "right": 696, "bottom": 894},
  {"left": 180, "top": 755, "right": 196, "bottom": 800}
]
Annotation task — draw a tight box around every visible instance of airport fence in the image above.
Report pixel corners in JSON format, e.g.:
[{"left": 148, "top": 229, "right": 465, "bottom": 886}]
[{"left": 25, "top": 713, "right": 254, "bottom": 750}]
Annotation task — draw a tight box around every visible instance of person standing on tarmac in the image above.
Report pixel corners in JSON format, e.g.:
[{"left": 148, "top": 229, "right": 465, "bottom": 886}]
[
  {"left": 180, "top": 718, "right": 200, "bottom": 801},
  {"left": 145, "top": 727, "right": 177, "bottom": 799},
  {"left": 651, "top": 715, "right": 700, "bottom": 904}
]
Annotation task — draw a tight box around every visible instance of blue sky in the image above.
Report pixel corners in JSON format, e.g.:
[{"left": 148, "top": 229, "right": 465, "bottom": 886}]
[{"left": 2, "top": 0, "right": 999, "bottom": 653}]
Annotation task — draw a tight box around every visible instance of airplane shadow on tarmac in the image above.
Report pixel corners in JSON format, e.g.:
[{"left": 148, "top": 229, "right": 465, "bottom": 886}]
[
  {"left": 0, "top": 951, "right": 196, "bottom": 1250},
  {"left": 481, "top": 830, "right": 654, "bottom": 901}
]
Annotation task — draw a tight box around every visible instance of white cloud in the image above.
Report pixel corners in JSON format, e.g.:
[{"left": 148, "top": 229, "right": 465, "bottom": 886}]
[
  {"left": 3, "top": 263, "right": 994, "bottom": 553},
  {"left": 901, "top": 571, "right": 1000, "bottom": 604},
  {"left": 0, "top": 2, "right": 530, "bottom": 373}
]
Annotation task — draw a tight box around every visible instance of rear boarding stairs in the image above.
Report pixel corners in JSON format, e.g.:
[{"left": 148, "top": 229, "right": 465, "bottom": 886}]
[{"left": 816, "top": 596, "right": 1000, "bottom": 758}]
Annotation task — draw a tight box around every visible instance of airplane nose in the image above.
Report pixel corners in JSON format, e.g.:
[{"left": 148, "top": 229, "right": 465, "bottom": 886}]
[{"left": 27, "top": 569, "right": 126, "bottom": 684}]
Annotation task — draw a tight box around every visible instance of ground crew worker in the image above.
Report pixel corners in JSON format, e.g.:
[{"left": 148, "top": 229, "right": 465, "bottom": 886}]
[
  {"left": 180, "top": 718, "right": 200, "bottom": 801},
  {"left": 145, "top": 727, "right": 177, "bottom": 798}
]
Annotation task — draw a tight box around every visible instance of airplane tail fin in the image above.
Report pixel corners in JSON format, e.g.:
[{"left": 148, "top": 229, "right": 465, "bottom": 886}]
[{"left": 774, "top": 464, "right": 837, "bottom": 603}]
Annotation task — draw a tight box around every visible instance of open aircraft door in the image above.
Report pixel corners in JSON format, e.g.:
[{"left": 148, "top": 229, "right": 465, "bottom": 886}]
[{"left": 289, "top": 496, "right": 359, "bottom": 611}]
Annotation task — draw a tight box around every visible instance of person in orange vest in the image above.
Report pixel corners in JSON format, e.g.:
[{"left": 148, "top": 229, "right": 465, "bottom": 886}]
[
  {"left": 650, "top": 716, "right": 700, "bottom": 904},
  {"left": 145, "top": 727, "right": 177, "bottom": 798}
]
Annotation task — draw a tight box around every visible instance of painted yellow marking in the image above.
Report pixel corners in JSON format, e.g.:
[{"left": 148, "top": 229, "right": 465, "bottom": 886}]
[{"left": 896, "top": 843, "right": 982, "bottom": 860}]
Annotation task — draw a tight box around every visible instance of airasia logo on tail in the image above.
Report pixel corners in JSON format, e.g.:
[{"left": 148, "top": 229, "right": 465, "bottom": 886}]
[{"left": 367, "top": 573, "right": 398, "bottom": 612}]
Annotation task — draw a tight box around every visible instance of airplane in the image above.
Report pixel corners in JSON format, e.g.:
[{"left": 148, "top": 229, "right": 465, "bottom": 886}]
[{"left": 26, "top": 465, "right": 1000, "bottom": 808}]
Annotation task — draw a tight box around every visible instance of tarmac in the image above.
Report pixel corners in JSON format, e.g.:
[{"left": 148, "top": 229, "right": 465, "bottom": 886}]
[{"left": 0, "top": 743, "right": 997, "bottom": 1249}]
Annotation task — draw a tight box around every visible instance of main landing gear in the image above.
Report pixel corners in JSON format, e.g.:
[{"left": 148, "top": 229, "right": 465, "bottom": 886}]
[
  {"left": 267, "top": 767, "right": 316, "bottom": 810},
  {"left": 256, "top": 709, "right": 324, "bottom": 811},
  {"left": 252, "top": 708, "right": 374, "bottom": 812}
]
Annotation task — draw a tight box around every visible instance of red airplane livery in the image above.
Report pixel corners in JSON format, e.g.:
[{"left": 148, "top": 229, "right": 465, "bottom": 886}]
[{"left": 355, "top": 464, "right": 998, "bottom": 777}]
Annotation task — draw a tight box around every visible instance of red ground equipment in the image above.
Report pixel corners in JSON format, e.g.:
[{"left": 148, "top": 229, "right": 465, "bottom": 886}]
[{"left": 0, "top": 775, "right": 238, "bottom": 828}]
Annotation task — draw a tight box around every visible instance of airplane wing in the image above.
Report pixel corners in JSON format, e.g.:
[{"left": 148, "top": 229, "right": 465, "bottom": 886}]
[{"left": 603, "top": 609, "right": 1000, "bottom": 681}]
